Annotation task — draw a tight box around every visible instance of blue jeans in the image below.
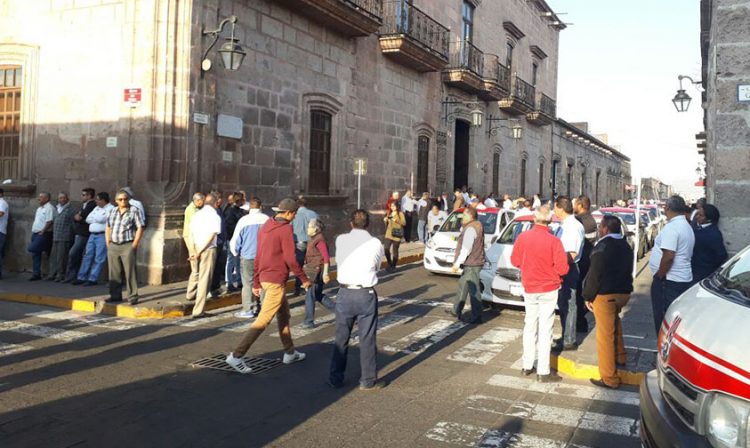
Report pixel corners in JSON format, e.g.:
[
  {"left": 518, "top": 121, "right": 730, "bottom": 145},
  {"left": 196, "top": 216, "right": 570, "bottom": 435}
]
[
  {"left": 0, "top": 232, "right": 5, "bottom": 276},
  {"left": 294, "top": 242, "right": 307, "bottom": 292},
  {"left": 66, "top": 235, "right": 89, "bottom": 281},
  {"left": 28, "top": 233, "right": 52, "bottom": 276},
  {"left": 557, "top": 262, "right": 580, "bottom": 346},
  {"left": 650, "top": 275, "right": 692, "bottom": 333},
  {"left": 77, "top": 234, "right": 107, "bottom": 282},
  {"left": 329, "top": 287, "right": 378, "bottom": 387},
  {"left": 225, "top": 248, "right": 240, "bottom": 289},
  {"left": 417, "top": 219, "right": 427, "bottom": 243},
  {"left": 303, "top": 271, "right": 335, "bottom": 326}
]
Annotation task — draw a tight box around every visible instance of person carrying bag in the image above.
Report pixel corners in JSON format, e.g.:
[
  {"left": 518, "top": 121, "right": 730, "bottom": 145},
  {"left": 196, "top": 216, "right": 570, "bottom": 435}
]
[{"left": 383, "top": 201, "right": 405, "bottom": 273}]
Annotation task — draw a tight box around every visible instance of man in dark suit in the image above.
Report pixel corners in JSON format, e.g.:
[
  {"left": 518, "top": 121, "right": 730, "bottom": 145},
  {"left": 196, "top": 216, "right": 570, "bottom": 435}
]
[
  {"left": 583, "top": 215, "right": 634, "bottom": 389},
  {"left": 691, "top": 203, "right": 728, "bottom": 283}
]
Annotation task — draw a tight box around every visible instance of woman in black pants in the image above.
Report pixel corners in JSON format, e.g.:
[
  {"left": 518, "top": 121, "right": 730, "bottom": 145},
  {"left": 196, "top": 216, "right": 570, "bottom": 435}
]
[{"left": 383, "top": 201, "right": 406, "bottom": 273}]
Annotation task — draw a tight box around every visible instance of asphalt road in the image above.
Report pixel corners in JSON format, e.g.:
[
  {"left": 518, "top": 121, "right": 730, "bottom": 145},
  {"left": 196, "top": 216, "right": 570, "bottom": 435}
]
[{"left": 0, "top": 262, "right": 641, "bottom": 448}]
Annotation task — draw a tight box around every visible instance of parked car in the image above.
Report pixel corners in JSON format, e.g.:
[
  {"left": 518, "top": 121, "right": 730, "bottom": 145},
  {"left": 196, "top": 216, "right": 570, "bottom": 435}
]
[
  {"left": 423, "top": 208, "right": 514, "bottom": 275},
  {"left": 598, "top": 207, "right": 649, "bottom": 259},
  {"left": 629, "top": 205, "right": 663, "bottom": 246},
  {"left": 479, "top": 214, "right": 561, "bottom": 307},
  {"left": 640, "top": 243, "right": 750, "bottom": 448},
  {"left": 591, "top": 211, "right": 636, "bottom": 249}
]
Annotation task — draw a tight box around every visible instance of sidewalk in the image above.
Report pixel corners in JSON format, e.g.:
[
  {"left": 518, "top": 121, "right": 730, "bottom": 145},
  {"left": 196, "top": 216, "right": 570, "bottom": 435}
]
[
  {"left": 552, "top": 255, "right": 657, "bottom": 386},
  {"left": 0, "top": 242, "right": 426, "bottom": 319}
]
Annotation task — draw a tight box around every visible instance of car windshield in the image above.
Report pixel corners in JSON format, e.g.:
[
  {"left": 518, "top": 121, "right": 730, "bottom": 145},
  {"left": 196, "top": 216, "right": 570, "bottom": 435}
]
[
  {"left": 648, "top": 209, "right": 657, "bottom": 220},
  {"left": 714, "top": 248, "right": 750, "bottom": 302},
  {"left": 439, "top": 211, "right": 498, "bottom": 234},
  {"left": 615, "top": 212, "right": 636, "bottom": 225},
  {"left": 498, "top": 220, "right": 561, "bottom": 245}
]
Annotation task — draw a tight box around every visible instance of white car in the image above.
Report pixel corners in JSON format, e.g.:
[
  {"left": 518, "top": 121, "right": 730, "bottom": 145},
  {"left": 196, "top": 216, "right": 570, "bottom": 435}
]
[
  {"left": 423, "top": 207, "right": 514, "bottom": 275},
  {"left": 480, "top": 214, "right": 561, "bottom": 307},
  {"left": 640, "top": 244, "right": 750, "bottom": 447}
]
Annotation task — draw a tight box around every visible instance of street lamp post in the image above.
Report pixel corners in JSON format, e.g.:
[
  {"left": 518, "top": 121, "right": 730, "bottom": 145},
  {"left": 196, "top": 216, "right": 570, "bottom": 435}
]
[
  {"left": 672, "top": 75, "right": 702, "bottom": 112},
  {"left": 202, "top": 15, "right": 247, "bottom": 72},
  {"left": 485, "top": 115, "right": 523, "bottom": 140},
  {"left": 442, "top": 98, "right": 483, "bottom": 128}
]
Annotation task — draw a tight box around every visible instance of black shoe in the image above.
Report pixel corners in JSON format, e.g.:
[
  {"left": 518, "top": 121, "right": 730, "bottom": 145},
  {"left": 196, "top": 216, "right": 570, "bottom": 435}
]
[
  {"left": 444, "top": 308, "right": 458, "bottom": 318},
  {"left": 590, "top": 378, "right": 619, "bottom": 389},
  {"left": 562, "top": 343, "right": 578, "bottom": 351},
  {"left": 128, "top": 297, "right": 139, "bottom": 305},
  {"left": 461, "top": 316, "right": 482, "bottom": 325},
  {"left": 191, "top": 312, "right": 213, "bottom": 319},
  {"left": 28, "top": 275, "right": 41, "bottom": 282},
  {"left": 61, "top": 278, "right": 72, "bottom": 284},
  {"left": 83, "top": 281, "right": 97, "bottom": 287},
  {"left": 326, "top": 379, "right": 344, "bottom": 389},
  {"left": 104, "top": 297, "right": 123, "bottom": 303},
  {"left": 71, "top": 279, "right": 85, "bottom": 285},
  {"left": 537, "top": 373, "right": 563, "bottom": 383},
  {"left": 359, "top": 380, "right": 388, "bottom": 391},
  {"left": 54, "top": 278, "right": 63, "bottom": 283},
  {"left": 521, "top": 368, "right": 536, "bottom": 377}
]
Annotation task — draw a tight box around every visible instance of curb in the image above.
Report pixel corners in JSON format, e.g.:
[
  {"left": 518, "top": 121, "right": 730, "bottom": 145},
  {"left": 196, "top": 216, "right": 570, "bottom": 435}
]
[
  {"left": 552, "top": 354, "right": 645, "bottom": 387},
  {"left": 0, "top": 252, "right": 425, "bottom": 319}
]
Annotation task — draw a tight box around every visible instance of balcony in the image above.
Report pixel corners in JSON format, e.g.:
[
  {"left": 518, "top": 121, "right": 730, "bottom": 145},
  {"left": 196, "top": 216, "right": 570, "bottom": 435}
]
[
  {"left": 478, "top": 55, "right": 510, "bottom": 101},
  {"left": 526, "top": 93, "right": 556, "bottom": 125},
  {"left": 276, "top": 0, "right": 382, "bottom": 37},
  {"left": 441, "top": 40, "right": 485, "bottom": 93},
  {"left": 498, "top": 73, "right": 535, "bottom": 115},
  {"left": 378, "top": 2, "right": 449, "bottom": 72}
]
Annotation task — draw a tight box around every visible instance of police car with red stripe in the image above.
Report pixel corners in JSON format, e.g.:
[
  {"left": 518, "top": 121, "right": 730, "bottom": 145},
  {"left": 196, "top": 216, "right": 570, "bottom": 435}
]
[{"left": 640, "top": 244, "right": 750, "bottom": 447}]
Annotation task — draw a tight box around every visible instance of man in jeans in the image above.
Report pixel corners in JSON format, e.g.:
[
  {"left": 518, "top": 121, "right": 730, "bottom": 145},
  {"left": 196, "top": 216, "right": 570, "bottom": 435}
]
[
  {"left": 554, "top": 195, "right": 585, "bottom": 351},
  {"left": 105, "top": 190, "right": 144, "bottom": 304},
  {"left": 328, "top": 209, "right": 386, "bottom": 390},
  {"left": 649, "top": 195, "right": 695, "bottom": 333},
  {"left": 511, "top": 205, "right": 569, "bottom": 383},
  {"left": 64, "top": 188, "right": 96, "bottom": 283},
  {"left": 223, "top": 191, "right": 247, "bottom": 293},
  {"left": 416, "top": 192, "right": 431, "bottom": 243},
  {"left": 229, "top": 197, "right": 269, "bottom": 318},
  {"left": 225, "top": 198, "right": 311, "bottom": 373},
  {"left": 447, "top": 207, "right": 485, "bottom": 324},
  {"left": 28, "top": 192, "right": 56, "bottom": 281}
]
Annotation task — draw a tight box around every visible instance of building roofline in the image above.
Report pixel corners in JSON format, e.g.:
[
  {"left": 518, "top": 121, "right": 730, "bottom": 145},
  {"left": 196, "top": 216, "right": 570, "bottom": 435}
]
[
  {"left": 556, "top": 118, "right": 631, "bottom": 162},
  {"left": 532, "top": 0, "right": 567, "bottom": 30}
]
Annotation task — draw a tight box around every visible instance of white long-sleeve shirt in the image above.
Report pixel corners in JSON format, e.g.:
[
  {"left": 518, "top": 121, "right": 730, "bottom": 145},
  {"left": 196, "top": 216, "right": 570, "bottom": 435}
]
[
  {"left": 86, "top": 204, "right": 114, "bottom": 233},
  {"left": 454, "top": 226, "right": 478, "bottom": 266}
]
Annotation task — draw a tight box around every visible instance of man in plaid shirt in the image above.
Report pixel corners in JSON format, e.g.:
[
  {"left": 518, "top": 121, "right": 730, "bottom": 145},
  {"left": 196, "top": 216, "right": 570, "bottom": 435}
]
[{"left": 105, "top": 189, "right": 144, "bottom": 304}]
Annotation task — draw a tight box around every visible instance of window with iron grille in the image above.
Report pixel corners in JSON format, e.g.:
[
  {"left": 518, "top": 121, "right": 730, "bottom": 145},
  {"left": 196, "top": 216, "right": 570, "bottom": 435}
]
[
  {"left": 520, "top": 158, "right": 527, "bottom": 196},
  {"left": 492, "top": 152, "right": 500, "bottom": 194},
  {"left": 506, "top": 42, "right": 514, "bottom": 70},
  {"left": 417, "top": 135, "right": 429, "bottom": 194},
  {"left": 538, "top": 162, "right": 544, "bottom": 196},
  {"left": 0, "top": 66, "right": 22, "bottom": 180},
  {"left": 309, "top": 110, "right": 332, "bottom": 194}
]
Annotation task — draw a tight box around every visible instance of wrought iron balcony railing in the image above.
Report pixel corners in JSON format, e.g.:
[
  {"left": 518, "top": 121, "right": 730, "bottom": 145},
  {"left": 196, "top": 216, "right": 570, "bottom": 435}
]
[
  {"left": 447, "top": 39, "right": 484, "bottom": 77},
  {"left": 539, "top": 93, "right": 556, "bottom": 117},
  {"left": 345, "top": 0, "right": 383, "bottom": 21},
  {"left": 380, "top": 1, "right": 449, "bottom": 59},
  {"left": 497, "top": 62, "right": 510, "bottom": 92},
  {"left": 511, "top": 74, "right": 535, "bottom": 107}
]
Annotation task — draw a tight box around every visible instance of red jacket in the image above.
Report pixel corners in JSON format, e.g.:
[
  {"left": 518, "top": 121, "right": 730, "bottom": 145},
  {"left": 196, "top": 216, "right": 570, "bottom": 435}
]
[
  {"left": 510, "top": 224, "right": 569, "bottom": 293},
  {"left": 253, "top": 218, "right": 309, "bottom": 289}
]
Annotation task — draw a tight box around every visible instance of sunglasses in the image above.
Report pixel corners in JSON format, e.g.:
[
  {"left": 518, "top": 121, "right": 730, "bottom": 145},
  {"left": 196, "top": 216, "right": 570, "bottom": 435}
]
[{"left": 116, "top": 198, "right": 128, "bottom": 202}]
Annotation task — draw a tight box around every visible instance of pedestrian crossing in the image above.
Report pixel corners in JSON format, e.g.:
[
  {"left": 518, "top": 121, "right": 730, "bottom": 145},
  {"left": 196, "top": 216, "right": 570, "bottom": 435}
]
[
  {"left": 384, "top": 319, "right": 468, "bottom": 355},
  {"left": 423, "top": 372, "right": 641, "bottom": 447}
]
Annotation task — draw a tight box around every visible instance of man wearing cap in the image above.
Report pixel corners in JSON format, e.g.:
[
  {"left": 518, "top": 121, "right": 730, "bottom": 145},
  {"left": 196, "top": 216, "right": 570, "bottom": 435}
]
[
  {"left": 649, "top": 195, "right": 695, "bottom": 333},
  {"left": 226, "top": 198, "right": 311, "bottom": 373}
]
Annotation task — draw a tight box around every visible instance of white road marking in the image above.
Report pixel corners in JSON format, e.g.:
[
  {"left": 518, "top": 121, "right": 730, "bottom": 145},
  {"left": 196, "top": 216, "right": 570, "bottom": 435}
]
[
  {"left": 380, "top": 296, "right": 453, "bottom": 308},
  {"left": 0, "top": 320, "right": 93, "bottom": 342},
  {"left": 486, "top": 374, "right": 640, "bottom": 406},
  {"left": 448, "top": 327, "right": 522, "bottom": 364},
  {"left": 466, "top": 395, "right": 638, "bottom": 437},
  {"left": 0, "top": 342, "right": 33, "bottom": 357},
  {"left": 384, "top": 319, "right": 467, "bottom": 354},
  {"left": 321, "top": 313, "right": 416, "bottom": 345},
  {"left": 424, "top": 422, "right": 595, "bottom": 448},
  {"left": 27, "top": 311, "right": 144, "bottom": 331},
  {"left": 268, "top": 313, "right": 336, "bottom": 338}
]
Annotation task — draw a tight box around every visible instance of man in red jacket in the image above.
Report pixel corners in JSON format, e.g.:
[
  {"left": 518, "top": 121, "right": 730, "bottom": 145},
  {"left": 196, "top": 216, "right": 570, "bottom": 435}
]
[
  {"left": 226, "top": 198, "right": 312, "bottom": 373},
  {"left": 511, "top": 205, "right": 569, "bottom": 383}
]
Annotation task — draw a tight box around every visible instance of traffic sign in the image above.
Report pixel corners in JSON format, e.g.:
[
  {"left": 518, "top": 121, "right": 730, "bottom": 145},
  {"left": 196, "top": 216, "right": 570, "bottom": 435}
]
[
  {"left": 124, "top": 87, "right": 142, "bottom": 107},
  {"left": 354, "top": 159, "right": 367, "bottom": 175}
]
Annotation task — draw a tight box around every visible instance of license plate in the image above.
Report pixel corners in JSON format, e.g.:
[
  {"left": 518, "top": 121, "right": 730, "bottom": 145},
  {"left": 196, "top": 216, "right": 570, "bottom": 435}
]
[
  {"left": 445, "top": 255, "right": 455, "bottom": 263},
  {"left": 509, "top": 285, "right": 524, "bottom": 296}
]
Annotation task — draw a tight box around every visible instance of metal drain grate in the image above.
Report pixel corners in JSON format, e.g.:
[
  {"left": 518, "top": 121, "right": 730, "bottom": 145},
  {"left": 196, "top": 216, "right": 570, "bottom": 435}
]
[{"left": 190, "top": 354, "right": 282, "bottom": 375}]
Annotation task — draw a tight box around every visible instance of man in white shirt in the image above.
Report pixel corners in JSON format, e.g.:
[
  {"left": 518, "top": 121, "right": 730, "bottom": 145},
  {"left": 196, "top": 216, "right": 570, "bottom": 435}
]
[
  {"left": 484, "top": 194, "right": 498, "bottom": 208},
  {"left": 427, "top": 204, "right": 447, "bottom": 237},
  {"left": 649, "top": 195, "right": 695, "bottom": 333},
  {"left": 0, "top": 188, "right": 8, "bottom": 278},
  {"left": 502, "top": 194, "right": 513, "bottom": 211},
  {"left": 554, "top": 196, "right": 585, "bottom": 350},
  {"left": 329, "top": 209, "right": 386, "bottom": 390},
  {"left": 74, "top": 192, "right": 114, "bottom": 285},
  {"left": 515, "top": 200, "right": 534, "bottom": 217},
  {"left": 188, "top": 193, "right": 222, "bottom": 318},
  {"left": 416, "top": 192, "right": 430, "bottom": 243},
  {"left": 28, "top": 192, "right": 56, "bottom": 281},
  {"left": 401, "top": 190, "right": 417, "bottom": 242}
]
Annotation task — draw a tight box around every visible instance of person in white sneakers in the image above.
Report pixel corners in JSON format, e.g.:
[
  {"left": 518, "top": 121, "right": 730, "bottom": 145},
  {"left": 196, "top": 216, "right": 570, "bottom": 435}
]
[{"left": 226, "top": 198, "right": 311, "bottom": 373}]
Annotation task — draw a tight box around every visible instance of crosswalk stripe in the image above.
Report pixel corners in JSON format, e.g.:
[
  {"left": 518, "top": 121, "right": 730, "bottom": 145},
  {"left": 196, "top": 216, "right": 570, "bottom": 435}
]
[
  {"left": 465, "top": 394, "right": 638, "bottom": 437},
  {"left": 0, "top": 320, "right": 93, "bottom": 342},
  {"left": 448, "top": 327, "right": 522, "bottom": 364},
  {"left": 424, "top": 421, "right": 594, "bottom": 448},
  {"left": 380, "top": 296, "right": 452, "bottom": 308},
  {"left": 27, "top": 311, "right": 144, "bottom": 331},
  {"left": 0, "top": 342, "right": 33, "bottom": 357},
  {"left": 173, "top": 308, "right": 241, "bottom": 327},
  {"left": 384, "top": 319, "right": 467, "bottom": 355},
  {"left": 321, "top": 313, "right": 417, "bottom": 345},
  {"left": 486, "top": 373, "right": 640, "bottom": 406}
]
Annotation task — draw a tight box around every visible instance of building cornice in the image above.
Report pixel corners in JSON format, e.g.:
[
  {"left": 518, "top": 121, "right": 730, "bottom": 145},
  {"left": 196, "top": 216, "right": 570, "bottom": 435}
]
[{"left": 556, "top": 118, "right": 631, "bottom": 162}]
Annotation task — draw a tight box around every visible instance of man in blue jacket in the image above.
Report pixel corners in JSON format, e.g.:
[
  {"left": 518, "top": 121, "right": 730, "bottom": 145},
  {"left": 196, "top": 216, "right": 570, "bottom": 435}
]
[
  {"left": 230, "top": 197, "right": 269, "bottom": 318},
  {"left": 691, "top": 203, "right": 728, "bottom": 283}
]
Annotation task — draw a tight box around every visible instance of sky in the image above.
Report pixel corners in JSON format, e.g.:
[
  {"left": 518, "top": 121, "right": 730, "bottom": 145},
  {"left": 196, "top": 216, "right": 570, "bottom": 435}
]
[{"left": 546, "top": 0, "right": 705, "bottom": 198}]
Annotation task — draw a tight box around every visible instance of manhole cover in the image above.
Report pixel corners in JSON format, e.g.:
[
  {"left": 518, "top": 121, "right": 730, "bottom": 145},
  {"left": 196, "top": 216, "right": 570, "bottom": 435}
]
[{"left": 190, "top": 354, "right": 282, "bottom": 375}]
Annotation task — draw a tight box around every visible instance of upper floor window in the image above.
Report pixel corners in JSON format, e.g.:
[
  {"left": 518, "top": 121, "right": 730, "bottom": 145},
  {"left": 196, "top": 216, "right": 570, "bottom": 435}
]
[
  {"left": 309, "top": 110, "right": 332, "bottom": 194},
  {"left": 506, "top": 42, "right": 514, "bottom": 69},
  {"left": 0, "top": 65, "right": 22, "bottom": 180},
  {"left": 532, "top": 62, "right": 539, "bottom": 86},
  {"left": 462, "top": 1, "right": 474, "bottom": 42}
]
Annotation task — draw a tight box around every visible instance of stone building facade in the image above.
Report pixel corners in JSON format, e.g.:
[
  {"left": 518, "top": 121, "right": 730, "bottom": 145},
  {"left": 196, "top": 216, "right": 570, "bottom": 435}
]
[
  {"left": 0, "top": 0, "right": 630, "bottom": 284},
  {"left": 640, "top": 177, "right": 672, "bottom": 202},
  {"left": 700, "top": 0, "right": 750, "bottom": 253}
]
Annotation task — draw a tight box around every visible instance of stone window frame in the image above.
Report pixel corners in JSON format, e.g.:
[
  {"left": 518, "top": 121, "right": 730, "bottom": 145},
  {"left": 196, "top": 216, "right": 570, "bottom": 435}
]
[
  {"left": 413, "top": 122, "right": 435, "bottom": 194},
  {"left": 519, "top": 151, "right": 529, "bottom": 197},
  {"left": 0, "top": 43, "right": 39, "bottom": 194},
  {"left": 537, "top": 155, "right": 547, "bottom": 196},
  {"left": 300, "top": 93, "right": 343, "bottom": 195},
  {"left": 491, "top": 143, "right": 502, "bottom": 194}
]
